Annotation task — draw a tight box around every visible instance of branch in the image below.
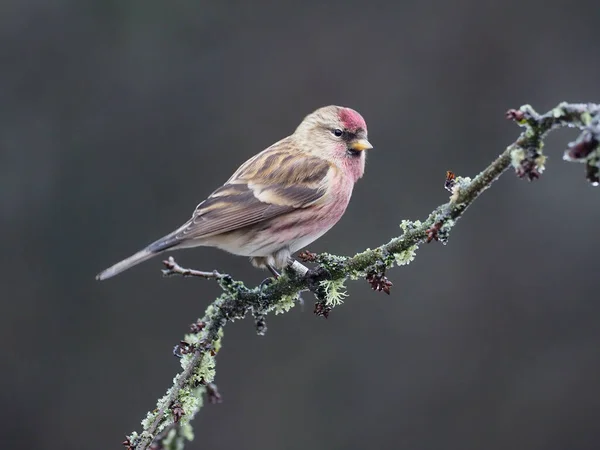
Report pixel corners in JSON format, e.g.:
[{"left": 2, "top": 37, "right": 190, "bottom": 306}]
[
  {"left": 161, "top": 256, "right": 228, "bottom": 279},
  {"left": 126, "top": 102, "right": 600, "bottom": 450}
]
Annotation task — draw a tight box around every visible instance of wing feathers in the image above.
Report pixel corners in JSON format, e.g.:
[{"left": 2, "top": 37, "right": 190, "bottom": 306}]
[{"left": 174, "top": 144, "right": 333, "bottom": 241}]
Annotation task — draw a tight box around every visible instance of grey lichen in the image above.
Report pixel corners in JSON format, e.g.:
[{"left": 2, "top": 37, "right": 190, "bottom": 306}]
[
  {"left": 161, "top": 428, "right": 179, "bottom": 450},
  {"left": 400, "top": 219, "right": 423, "bottom": 233},
  {"left": 449, "top": 176, "right": 473, "bottom": 203},
  {"left": 391, "top": 220, "right": 423, "bottom": 266}
]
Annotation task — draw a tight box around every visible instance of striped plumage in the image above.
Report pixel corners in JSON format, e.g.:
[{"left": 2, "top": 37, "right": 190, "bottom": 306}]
[{"left": 96, "top": 105, "right": 372, "bottom": 281}]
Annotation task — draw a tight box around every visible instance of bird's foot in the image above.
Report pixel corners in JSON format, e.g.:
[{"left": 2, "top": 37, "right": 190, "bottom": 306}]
[
  {"left": 259, "top": 277, "right": 276, "bottom": 291},
  {"left": 258, "top": 265, "right": 282, "bottom": 291}
]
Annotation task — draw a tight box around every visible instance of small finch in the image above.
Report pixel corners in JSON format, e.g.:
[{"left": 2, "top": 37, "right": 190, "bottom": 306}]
[{"left": 96, "top": 105, "right": 372, "bottom": 281}]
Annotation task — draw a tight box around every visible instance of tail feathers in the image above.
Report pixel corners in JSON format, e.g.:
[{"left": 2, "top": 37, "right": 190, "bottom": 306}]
[
  {"left": 96, "top": 248, "right": 157, "bottom": 281},
  {"left": 96, "top": 225, "right": 189, "bottom": 281}
]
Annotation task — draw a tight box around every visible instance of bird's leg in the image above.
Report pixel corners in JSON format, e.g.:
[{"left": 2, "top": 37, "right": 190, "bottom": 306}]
[
  {"left": 259, "top": 264, "right": 281, "bottom": 290},
  {"left": 267, "top": 264, "right": 281, "bottom": 278},
  {"left": 260, "top": 260, "right": 309, "bottom": 297},
  {"left": 285, "top": 256, "right": 329, "bottom": 306},
  {"left": 286, "top": 258, "right": 309, "bottom": 277}
]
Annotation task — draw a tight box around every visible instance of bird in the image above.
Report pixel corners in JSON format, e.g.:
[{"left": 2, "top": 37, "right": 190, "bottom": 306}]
[{"left": 96, "top": 105, "right": 372, "bottom": 281}]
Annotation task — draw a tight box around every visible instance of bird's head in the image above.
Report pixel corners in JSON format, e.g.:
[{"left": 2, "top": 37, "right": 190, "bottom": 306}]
[{"left": 294, "top": 105, "right": 372, "bottom": 181}]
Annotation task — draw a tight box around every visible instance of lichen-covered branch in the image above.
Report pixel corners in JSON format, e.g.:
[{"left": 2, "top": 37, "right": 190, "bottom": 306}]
[{"left": 127, "top": 102, "right": 600, "bottom": 450}]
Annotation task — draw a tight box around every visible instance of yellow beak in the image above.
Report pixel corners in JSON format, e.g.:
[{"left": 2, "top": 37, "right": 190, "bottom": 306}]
[{"left": 349, "top": 139, "right": 373, "bottom": 152}]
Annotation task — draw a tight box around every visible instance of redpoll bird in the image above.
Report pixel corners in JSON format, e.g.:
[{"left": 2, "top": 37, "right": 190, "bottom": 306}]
[{"left": 96, "top": 105, "right": 372, "bottom": 281}]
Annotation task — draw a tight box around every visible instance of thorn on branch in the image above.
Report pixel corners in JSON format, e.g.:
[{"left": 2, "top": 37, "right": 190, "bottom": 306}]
[
  {"left": 170, "top": 403, "right": 185, "bottom": 423},
  {"left": 366, "top": 270, "right": 393, "bottom": 295},
  {"left": 298, "top": 250, "right": 318, "bottom": 262},
  {"left": 162, "top": 257, "right": 228, "bottom": 280},
  {"left": 206, "top": 383, "right": 223, "bottom": 404}
]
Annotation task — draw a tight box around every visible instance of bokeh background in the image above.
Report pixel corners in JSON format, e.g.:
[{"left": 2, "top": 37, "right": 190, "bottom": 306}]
[{"left": 3, "top": 1, "right": 600, "bottom": 449}]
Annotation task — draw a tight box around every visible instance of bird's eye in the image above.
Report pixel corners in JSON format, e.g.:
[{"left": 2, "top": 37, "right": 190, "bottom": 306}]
[{"left": 333, "top": 129, "right": 343, "bottom": 137}]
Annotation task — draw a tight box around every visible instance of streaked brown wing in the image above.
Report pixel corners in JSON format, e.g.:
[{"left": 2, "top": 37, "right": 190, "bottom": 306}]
[{"left": 175, "top": 141, "right": 333, "bottom": 240}]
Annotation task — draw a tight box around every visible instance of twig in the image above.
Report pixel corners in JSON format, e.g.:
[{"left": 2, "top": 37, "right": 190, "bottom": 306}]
[
  {"left": 127, "top": 102, "right": 600, "bottom": 450},
  {"left": 161, "top": 256, "right": 228, "bottom": 279}
]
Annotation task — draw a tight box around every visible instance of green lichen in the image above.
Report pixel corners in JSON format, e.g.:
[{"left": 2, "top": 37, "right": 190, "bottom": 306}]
[
  {"left": 400, "top": 219, "right": 423, "bottom": 234},
  {"left": 178, "top": 388, "right": 199, "bottom": 420},
  {"left": 320, "top": 278, "right": 348, "bottom": 306},
  {"left": 191, "top": 354, "right": 216, "bottom": 385},
  {"left": 552, "top": 105, "right": 564, "bottom": 118},
  {"left": 317, "top": 253, "right": 348, "bottom": 272},
  {"left": 271, "top": 293, "right": 299, "bottom": 314},
  {"left": 534, "top": 154, "right": 547, "bottom": 173},
  {"left": 165, "top": 386, "right": 205, "bottom": 449},
  {"left": 203, "top": 304, "right": 217, "bottom": 319},
  {"left": 161, "top": 419, "right": 196, "bottom": 450},
  {"left": 179, "top": 353, "right": 193, "bottom": 370},
  {"left": 162, "top": 428, "right": 178, "bottom": 450},
  {"left": 213, "top": 328, "right": 224, "bottom": 353},
  {"left": 443, "top": 218, "right": 456, "bottom": 230},
  {"left": 524, "top": 126, "right": 537, "bottom": 139},
  {"left": 394, "top": 244, "right": 418, "bottom": 266},
  {"left": 453, "top": 176, "right": 472, "bottom": 191},
  {"left": 141, "top": 387, "right": 173, "bottom": 433},
  {"left": 141, "top": 409, "right": 157, "bottom": 430},
  {"left": 180, "top": 323, "right": 223, "bottom": 356},
  {"left": 347, "top": 271, "right": 362, "bottom": 281},
  {"left": 520, "top": 104, "right": 534, "bottom": 122},
  {"left": 217, "top": 276, "right": 247, "bottom": 296},
  {"left": 581, "top": 111, "right": 592, "bottom": 126},
  {"left": 351, "top": 247, "right": 371, "bottom": 260},
  {"left": 127, "top": 431, "right": 140, "bottom": 447},
  {"left": 510, "top": 146, "right": 525, "bottom": 169},
  {"left": 182, "top": 332, "right": 199, "bottom": 346},
  {"left": 180, "top": 422, "right": 194, "bottom": 442}
]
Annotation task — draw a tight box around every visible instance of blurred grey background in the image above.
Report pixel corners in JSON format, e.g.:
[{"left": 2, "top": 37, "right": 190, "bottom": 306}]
[{"left": 2, "top": 1, "right": 600, "bottom": 449}]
